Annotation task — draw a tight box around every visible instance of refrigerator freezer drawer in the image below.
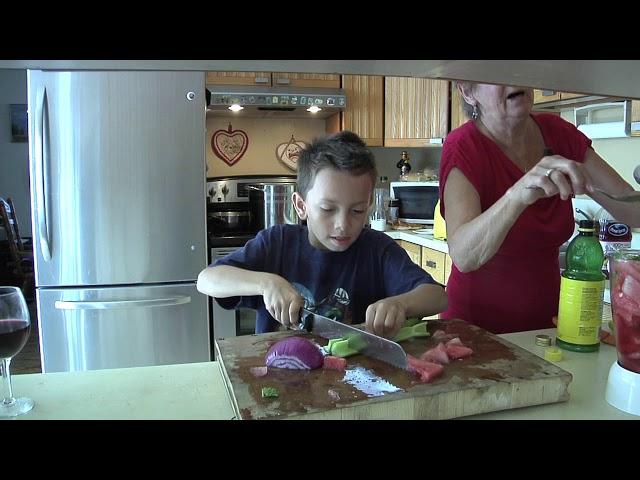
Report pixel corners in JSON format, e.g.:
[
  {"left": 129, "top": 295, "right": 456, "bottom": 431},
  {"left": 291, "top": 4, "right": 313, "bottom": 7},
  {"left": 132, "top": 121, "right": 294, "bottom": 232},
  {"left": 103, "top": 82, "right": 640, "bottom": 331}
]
[{"left": 37, "top": 283, "right": 210, "bottom": 373}]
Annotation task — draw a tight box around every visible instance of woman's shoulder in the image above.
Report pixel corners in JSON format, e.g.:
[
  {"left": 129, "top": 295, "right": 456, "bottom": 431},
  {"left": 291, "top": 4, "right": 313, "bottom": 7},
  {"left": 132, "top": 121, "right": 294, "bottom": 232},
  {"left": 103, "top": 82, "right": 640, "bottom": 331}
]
[
  {"left": 444, "top": 120, "right": 476, "bottom": 146},
  {"left": 532, "top": 112, "right": 577, "bottom": 131}
]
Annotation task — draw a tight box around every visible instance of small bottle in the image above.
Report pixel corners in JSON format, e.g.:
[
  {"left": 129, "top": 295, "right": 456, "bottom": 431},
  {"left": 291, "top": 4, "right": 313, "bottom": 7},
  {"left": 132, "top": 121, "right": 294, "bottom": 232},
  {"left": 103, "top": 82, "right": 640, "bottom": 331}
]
[
  {"left": 556, "top": 220, "right": 606, "bottom": 352},
  {"left": 596, "top": 207, "right": 631, "bottom": 277},
  {"left": 389, "top": 198, "right": 400, "bottom": 225},
  {"left": 371, "top": 177, "right": 388, "bottom": 231},
  {"left": 396, "top": 151, "right": 411, "bottom": 180}
]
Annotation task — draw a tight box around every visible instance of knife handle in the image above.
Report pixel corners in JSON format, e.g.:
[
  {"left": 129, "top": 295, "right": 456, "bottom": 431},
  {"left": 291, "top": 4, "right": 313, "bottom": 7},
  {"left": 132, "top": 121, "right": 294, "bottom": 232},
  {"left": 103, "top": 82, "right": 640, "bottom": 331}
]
[{"left": 299, "top": 311, "right": 314, "bottom": 332}]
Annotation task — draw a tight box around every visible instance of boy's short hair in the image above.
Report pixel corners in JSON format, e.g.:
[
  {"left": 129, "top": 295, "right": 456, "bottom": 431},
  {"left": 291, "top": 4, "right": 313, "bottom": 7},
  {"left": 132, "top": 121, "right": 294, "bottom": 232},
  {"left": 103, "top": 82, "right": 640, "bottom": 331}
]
[{"left": 297, "top": 131, "right": 378, "bottom": 198}]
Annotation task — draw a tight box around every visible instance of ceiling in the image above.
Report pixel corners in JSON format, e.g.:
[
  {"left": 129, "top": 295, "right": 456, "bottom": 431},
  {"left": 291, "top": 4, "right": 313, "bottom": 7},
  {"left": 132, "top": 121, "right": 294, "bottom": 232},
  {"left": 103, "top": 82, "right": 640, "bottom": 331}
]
[{"left": 2, "top": 60, "right": 639, "bottom": 99}]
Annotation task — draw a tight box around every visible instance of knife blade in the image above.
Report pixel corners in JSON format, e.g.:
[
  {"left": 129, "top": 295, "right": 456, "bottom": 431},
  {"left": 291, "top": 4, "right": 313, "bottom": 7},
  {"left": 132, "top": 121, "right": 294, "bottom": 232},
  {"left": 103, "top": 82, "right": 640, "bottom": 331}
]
[{"left": 298, "top": 308, "right": 407, "bottom": 370}]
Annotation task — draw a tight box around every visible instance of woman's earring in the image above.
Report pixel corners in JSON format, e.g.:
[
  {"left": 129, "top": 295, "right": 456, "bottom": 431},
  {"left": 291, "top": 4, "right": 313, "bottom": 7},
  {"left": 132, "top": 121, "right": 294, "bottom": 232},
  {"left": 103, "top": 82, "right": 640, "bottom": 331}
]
[{"left": 472, "top": 105, "right": 479, "bottom": 120}]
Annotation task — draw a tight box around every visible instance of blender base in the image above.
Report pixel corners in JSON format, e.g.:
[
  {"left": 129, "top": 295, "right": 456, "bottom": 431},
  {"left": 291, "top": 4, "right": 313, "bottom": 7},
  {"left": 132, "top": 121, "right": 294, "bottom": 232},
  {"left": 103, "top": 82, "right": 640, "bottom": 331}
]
[{"left": 605, "top": 361, "right": 640, "bottom": 416}]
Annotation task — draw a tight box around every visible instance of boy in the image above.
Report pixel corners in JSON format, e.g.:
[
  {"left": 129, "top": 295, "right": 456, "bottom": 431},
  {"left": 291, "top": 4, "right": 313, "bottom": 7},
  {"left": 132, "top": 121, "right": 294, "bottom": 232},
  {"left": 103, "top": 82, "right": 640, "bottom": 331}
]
[{"left": 197, "top": 131, "right": 447, "bottom": 339}]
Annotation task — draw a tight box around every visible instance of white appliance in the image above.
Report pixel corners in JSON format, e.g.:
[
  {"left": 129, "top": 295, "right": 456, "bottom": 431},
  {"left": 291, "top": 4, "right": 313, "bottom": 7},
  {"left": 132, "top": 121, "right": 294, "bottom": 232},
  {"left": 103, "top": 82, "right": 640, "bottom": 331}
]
[
  {"left": 574, "top": 100, "right": 638, "bottom": 139},
  {"left": 27, "top": 70, "right": 210, "bottom": 372}
]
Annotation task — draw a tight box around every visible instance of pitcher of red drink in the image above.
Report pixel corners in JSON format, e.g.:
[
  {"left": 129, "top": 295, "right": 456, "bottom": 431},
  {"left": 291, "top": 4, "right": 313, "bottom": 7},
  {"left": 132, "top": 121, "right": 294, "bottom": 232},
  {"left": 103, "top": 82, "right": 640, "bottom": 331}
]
[{"left": 609, "top": 249, "right": 640, "bottom": 373}]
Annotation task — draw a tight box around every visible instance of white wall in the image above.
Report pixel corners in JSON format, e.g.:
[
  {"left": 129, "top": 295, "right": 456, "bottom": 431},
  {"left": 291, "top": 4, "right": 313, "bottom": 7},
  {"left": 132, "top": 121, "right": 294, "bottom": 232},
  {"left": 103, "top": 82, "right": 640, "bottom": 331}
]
[{"left": 0, "top": 69, "right": 30, "bottom": 238}]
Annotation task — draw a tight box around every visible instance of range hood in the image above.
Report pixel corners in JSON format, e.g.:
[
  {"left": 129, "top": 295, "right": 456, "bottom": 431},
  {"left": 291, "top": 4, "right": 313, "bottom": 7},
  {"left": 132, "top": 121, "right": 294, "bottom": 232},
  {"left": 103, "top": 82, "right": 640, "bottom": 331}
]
[{"left": 205, "top": 85, "right": 347, "bottom": 119}]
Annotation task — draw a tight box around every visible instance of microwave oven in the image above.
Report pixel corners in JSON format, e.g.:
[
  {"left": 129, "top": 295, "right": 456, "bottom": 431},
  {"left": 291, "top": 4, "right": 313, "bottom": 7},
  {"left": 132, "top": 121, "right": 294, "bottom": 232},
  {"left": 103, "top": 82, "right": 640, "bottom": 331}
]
[{"left": 389, "top": 181, "right": 439, "bottom": 225}]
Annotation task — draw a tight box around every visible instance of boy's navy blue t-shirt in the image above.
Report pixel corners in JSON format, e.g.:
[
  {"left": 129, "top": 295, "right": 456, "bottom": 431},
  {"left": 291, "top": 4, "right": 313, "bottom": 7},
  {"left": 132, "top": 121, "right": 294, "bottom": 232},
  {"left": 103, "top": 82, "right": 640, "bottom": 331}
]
[{"left": 212, "top": 224, "right": 440, "bottom": 333}]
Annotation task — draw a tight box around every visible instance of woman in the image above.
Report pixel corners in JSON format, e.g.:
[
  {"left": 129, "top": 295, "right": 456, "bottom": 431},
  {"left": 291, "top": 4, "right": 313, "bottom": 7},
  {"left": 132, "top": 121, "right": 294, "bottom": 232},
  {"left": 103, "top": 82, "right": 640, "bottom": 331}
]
[{"left": 439, "top": 83, "right": 640, "bottom": 334}]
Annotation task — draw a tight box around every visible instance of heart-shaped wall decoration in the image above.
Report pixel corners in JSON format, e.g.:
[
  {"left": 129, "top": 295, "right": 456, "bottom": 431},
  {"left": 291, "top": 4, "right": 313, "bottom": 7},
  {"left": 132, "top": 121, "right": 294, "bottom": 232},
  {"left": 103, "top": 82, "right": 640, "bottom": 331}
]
[
  {"left": 211, "top": 124, "right": 249, "bottom": 166},
  {"left": 276, "top": 135, "right": 308, "bottom": 171}
]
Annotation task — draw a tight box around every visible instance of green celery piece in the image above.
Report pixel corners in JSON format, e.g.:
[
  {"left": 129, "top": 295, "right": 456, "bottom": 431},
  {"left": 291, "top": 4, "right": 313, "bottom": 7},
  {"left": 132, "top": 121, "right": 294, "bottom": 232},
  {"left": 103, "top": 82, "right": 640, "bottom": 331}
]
[
  {"left": 404, "top": 317, "right": 423, "bottom": 327},
  {"left": 394, "top": 321, "right": 430, "bottom": 343},
  {"left": 327, "top": 338, "right": 359, "bottom": 358},
  {"left": 261, "top": 387, "right": 279, "bottom": 398}
]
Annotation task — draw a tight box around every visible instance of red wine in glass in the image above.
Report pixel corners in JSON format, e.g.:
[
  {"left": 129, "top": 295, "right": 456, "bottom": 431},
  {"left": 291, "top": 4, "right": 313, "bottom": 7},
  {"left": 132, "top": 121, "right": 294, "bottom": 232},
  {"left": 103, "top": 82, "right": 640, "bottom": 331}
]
[
  {"left": 0, "top": 319, "right": 31, "bottom": 359},
  {"left": 1, "top": 286, "right": 34, "bottom": 417}
]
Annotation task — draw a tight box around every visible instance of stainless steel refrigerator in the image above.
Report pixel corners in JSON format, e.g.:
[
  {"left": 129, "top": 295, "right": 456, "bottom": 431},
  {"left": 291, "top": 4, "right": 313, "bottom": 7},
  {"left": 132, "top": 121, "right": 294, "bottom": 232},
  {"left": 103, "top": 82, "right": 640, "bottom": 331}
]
[{"left": 27, "top": 70, "right": 210, "bottom": 373}]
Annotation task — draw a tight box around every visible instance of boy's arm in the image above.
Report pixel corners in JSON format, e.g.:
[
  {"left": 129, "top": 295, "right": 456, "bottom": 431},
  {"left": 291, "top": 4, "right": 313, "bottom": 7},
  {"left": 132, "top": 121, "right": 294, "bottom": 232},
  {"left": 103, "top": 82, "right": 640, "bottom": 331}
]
[
  {"left": 196, "top": 265, "right": 305, "bottom": 328},
  {"left": 365, "top": 283, "right": 447, "bottom": 339},
  {"left": 197, "top": 265, "right": 273, "bottom": 298}
]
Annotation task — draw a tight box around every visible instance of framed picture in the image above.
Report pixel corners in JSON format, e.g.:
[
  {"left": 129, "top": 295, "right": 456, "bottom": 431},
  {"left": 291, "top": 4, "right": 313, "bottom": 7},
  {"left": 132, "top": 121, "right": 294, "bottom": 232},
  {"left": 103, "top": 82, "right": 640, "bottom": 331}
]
[{"left": 10, "top": 104, "right": 27, "bottom": 143}]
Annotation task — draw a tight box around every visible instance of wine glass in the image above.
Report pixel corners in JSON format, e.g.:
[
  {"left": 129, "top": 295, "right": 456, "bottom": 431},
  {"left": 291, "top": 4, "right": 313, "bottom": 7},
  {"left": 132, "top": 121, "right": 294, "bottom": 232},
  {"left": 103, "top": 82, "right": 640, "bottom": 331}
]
[{"left": 0, "top": 286, "right": 34, "bottom": 417}]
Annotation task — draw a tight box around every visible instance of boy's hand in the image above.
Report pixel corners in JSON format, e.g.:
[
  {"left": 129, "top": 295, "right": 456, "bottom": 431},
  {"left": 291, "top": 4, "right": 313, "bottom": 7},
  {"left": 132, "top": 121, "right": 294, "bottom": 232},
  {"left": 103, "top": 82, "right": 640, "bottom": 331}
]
[
  {"left": 261, "top": 274, "right": 305, "bottom": 329},
  {"left": 365, "top": 299, "right": 406, "bottom": 339}
]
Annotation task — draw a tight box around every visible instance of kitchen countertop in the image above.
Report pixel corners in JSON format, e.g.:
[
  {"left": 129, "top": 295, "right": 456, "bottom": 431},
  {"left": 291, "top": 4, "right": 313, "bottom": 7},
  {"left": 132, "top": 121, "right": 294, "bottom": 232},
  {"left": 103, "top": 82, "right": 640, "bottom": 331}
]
[
  {"left": 385, "top": 229, "right": 449, "bottom": 253},
  {"left": 6, "top": 327, "right": 637, "bottom": 420}
]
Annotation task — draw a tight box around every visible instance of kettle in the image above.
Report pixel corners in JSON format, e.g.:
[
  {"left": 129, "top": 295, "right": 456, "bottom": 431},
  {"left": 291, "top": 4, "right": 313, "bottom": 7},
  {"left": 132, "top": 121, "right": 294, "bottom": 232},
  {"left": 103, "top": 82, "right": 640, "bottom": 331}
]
[{"left": 433, "top": 200, "right": 447, "bottom": 240}]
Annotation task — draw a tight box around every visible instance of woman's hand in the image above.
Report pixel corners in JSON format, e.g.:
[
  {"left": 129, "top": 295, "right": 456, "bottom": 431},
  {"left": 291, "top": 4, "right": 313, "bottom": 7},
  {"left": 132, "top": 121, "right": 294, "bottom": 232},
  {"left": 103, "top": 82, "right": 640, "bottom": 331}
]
[
  {"left": 261, "top": 274, "right": 304, "bottom": 329},
  {"left": 365, "top": 299, "right": 406, "bottom": 339},
  {"left": 509, "top": 154, "right": 592, "bottom": 206}
]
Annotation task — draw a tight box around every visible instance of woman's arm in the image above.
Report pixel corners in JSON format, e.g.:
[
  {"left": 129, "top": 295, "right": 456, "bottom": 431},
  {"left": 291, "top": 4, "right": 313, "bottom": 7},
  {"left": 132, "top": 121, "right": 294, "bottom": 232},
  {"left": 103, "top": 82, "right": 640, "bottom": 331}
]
[
  {"left": 445, "top": 150, "right": 596, "bottom": 272},
  {"left": 444, "top": 167, "right": 529, "bottom": 272}
]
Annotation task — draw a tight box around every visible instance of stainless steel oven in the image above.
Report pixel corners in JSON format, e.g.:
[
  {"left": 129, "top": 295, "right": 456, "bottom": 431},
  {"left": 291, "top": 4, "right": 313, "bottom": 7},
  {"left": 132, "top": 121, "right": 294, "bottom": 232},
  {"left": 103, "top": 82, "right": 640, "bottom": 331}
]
[
  {"left": 206, "top": 175, "right": 297, "bottom": 354},
  {"left": 210, "top": 246, "right": 257, "bottom": 341}
]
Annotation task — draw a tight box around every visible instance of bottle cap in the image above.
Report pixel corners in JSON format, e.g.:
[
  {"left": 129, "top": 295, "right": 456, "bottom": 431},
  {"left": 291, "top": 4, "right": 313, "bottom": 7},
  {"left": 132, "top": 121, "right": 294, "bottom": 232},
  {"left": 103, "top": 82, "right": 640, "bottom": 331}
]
[
  {"left": 578, "top": 219, "right": 595, "bottom": 231},
  {"left": 535, "top": 334, "right": 552, "bottom": 347},
  {"left": 544, "top": 347, "right": 563, "bottom": 362}
]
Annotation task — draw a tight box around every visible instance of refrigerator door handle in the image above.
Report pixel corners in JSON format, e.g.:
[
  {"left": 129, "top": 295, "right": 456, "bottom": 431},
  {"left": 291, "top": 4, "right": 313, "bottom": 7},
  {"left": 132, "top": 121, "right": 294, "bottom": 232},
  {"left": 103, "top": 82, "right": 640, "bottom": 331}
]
[
  {"left": 54, "top": 296, "right": 192, "bottom": 310},
  {"left": 35, "top": 86, "right": 52, "bottom": 261}
]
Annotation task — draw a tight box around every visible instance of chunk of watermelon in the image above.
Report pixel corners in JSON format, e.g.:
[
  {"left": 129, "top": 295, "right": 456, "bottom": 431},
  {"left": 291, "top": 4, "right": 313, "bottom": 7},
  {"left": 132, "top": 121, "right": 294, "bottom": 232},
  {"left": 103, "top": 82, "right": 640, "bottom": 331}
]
[
  {"left": 407, "top": 355, "right": 444, "bottom": 383},
  {"left": 323, "top": 355, "right": 347, "bottom": 371},
  {"left": 445, "top": 343, "right": 474, "bottom": 360},
  {"left": 419, "top": 342, "right": 450, "bottom": 364},
  {"left": 249, "top": 366, "right": 268, "bottom": 377}
]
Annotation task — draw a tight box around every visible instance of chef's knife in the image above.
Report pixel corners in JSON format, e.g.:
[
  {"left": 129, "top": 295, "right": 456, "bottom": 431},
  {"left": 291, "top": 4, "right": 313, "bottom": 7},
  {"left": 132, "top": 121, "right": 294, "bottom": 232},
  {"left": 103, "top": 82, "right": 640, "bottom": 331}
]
[{"left": 298, "top": 308, "right": 408, "bottom": 370}]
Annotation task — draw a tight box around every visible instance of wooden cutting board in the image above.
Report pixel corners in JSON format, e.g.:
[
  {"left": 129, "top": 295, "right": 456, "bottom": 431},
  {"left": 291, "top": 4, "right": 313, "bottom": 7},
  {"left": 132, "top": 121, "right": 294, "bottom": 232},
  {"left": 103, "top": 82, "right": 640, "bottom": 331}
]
[{"left": 215, "top": 319, "right": 572, "bottom": 420}]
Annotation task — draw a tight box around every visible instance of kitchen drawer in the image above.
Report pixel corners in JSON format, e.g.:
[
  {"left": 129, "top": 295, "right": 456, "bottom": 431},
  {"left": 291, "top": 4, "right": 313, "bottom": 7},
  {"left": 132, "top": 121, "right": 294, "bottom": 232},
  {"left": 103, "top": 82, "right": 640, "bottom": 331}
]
[
  {"left": 399, "top": 240, "right": 422, "bottom": 266},
  {"left": 421, "top": 247, "right": 445, "bottom": 284}
]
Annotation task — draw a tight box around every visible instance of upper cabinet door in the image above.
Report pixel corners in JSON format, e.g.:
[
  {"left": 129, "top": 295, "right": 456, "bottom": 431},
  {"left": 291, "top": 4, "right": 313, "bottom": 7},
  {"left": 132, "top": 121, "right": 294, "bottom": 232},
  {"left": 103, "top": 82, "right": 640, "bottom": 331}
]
[
  {"left": 450, "top": 84, "right": 469, "bottom": 132},
  {"left": 341, "top": 75, "right": 384, "bottom": 146},
  {"left": 271, "top": 72, "right": 340, "bottom": 88},
  {"left": 205, "top": 71, "right": 272, "bottom": 86},
  {"left": 384, "top": 77, "right": 449, "bottom": 147},
  {"left": 533, "top": 89, "right": 561, "bottom": 104}
]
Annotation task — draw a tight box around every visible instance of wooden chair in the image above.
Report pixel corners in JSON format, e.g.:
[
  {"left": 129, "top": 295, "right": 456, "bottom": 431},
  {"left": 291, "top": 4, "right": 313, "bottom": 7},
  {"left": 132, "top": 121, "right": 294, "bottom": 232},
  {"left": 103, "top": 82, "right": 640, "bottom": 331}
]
[{"left": 0, "top": 197, "right": 34, "bottom": 297}]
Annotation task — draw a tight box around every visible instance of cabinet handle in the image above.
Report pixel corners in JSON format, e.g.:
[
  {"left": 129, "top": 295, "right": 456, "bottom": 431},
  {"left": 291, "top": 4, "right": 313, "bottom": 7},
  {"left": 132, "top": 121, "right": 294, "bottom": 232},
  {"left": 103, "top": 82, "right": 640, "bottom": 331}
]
[
  {"left": 275, "top": 77, "right": 291, "bottom": 85},
  {"left": 426, "top": 260, "right": 437, "bottom": 268},
  {"left": 254, "top": 76, "right": 270, "bottom": 84},
  {"left": 541, "top": 90, "right": 556, "bottom": 97}
]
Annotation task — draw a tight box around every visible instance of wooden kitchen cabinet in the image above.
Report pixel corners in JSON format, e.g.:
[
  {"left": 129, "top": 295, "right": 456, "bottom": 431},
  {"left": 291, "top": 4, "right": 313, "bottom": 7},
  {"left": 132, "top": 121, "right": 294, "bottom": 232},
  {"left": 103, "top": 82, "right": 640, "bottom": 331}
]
[
  {"left": 341, "top": 75, "right": 384, "bottom": 146},
  {"left": 450, "top": 84, "right": 469, "bottom": 132},
  {"left": 271, "top": 72, "right": 340, "bottom": 89},
  {"left": 205, "top": 71, "right": 272, "bottom": 86},
  {"left": 205, "top": 71, "right": 340, "bottom": 89},
  {"left": 398, "top": 240, "right": 422, "bottom": 266},
  {"left": 420, "top": 247, "right": 446, "bottom": 284},
  {"left": 384, "top": 76, "right": 449, "bottom": 147},
  {"left": 632, "top": 100, "right": 640, "bottom": 122},
  {"left": 534, "top": 89, "right": 587, "bottom": 104}
]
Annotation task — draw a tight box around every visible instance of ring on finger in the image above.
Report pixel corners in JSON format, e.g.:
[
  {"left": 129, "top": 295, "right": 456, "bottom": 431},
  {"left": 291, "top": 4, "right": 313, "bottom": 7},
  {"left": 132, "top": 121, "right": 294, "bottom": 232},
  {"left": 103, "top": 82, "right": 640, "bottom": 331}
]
[{"left": 545, "top": 168, "right": 556, "bottom": 178}]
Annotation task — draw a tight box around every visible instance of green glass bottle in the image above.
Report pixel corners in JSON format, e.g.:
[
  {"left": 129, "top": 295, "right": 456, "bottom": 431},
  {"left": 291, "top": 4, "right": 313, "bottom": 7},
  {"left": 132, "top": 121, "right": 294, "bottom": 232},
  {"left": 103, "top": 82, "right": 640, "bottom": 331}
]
[{"left": 556, "top": 220, "right": 606, "bottom": 352}]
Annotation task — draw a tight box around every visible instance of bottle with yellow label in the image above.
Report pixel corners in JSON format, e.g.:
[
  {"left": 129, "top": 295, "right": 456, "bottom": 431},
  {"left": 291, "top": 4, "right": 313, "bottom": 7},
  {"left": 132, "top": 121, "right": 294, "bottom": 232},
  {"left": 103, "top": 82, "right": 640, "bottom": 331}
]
[{"left": 556, "top": 220, "right": 605, "bottom": 352}]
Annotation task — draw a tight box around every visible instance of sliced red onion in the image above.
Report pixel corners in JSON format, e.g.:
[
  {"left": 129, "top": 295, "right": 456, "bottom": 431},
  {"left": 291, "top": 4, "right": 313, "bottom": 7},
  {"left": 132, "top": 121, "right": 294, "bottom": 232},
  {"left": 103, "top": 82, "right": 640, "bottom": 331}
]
[{"left": 265, "top": 337, "right": 324, "bottom": 370}]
